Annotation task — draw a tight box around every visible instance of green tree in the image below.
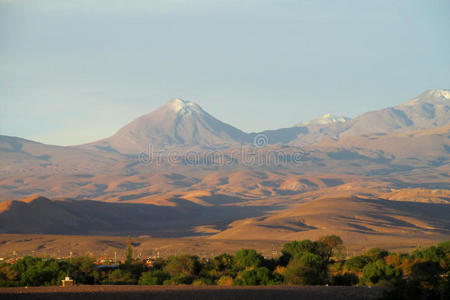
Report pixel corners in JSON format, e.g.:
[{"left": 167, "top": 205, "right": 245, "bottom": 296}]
[
  {"left": 199, "top": 253, "right": 235, "bottom": 281},
  {"left": 0, "top": 263, "right": 18, "bottom": 287},
  {"left": 70, "top": 256, "right": 97, "bottom": 284},
  {"left": 281, "top": 240, "right": 317, "bottom": 261},
  {"left": 284, "top": 252, "right": 327, "bottom": 285},
  {"left": 213, "top": 253, "right": 234, "bottom": 272},
  {"left": 412, "top": 246, "right": 446, "bottom": 264},
  {"left": 280, "top": 238, "right": 340, "bottom": 265},
  {"left": 125, "top": 235, "right": 133, "bottom": 265},
  {"left": 365, "top": 248, "right": 389, "bottom": 262},
  {"left": 410, "top": 261, "right": 443, "bottom": 290},
  {"left": 12, "top": 257, "right": 68, "bottom": 286},
  {"left": 343, "top": 255, "right": 369, "bottom": 272},
  {"left": 318, "top": 235, "right": 344, "bottom": 260},
  {"left": 437, "top": 241, "right": 450, "bottom": 255},
  {"left": 360, "top": 259, "right": 402, "bottom": 286},
  {"left": 163, "top": 255, "right": 200, "bottom": 277},
  {"left": 234, "top": 249, "right": 264, "bottom": 270}
]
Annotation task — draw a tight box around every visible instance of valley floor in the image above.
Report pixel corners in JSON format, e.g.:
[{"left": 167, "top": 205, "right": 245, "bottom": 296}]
[
  {"left": 0, "top": 233, "right": 446, "bottom": 260},
  {"left": 0, "top": 285, "right": 385, "bottom": 300}
]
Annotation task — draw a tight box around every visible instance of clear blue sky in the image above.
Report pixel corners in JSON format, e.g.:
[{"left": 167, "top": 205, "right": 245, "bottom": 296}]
[{"left": 1, "top": 0, "right": 449, "bottom": 146}]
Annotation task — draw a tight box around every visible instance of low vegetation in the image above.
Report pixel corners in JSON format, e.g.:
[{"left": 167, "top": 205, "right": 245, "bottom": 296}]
[{"left": 0, "top": 236, "right": 448, "bottom": 299}]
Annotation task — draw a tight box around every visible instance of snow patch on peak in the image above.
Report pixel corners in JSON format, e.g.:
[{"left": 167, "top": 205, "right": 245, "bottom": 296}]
[
  {"left": 403, "top": 89, "right": 450, "bottom": 106},
  {"left": 166, "top": 98, "right": 202, "bottom": 113},
  {"left": 168, "top": 98, "right": 187, "bottom": 110},
  {"left": 427, "top": 89, "right": 450, "bottom": 100},
  {"left": 294, "top": 114, "right": 351, "bottom": 126}
]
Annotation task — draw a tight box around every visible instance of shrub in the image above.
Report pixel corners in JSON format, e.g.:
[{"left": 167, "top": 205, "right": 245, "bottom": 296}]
[
  {"left": 235, "top": 267, "right": 271, "bottom": 286},
  {"left": 168, "top": 274, "right": 194, "bottom": 285},
  {"left": 330, "top": 272, "right": 359, "bottom": 286},
  {"left": 103, "top": 269, "right": 135, "bottom": 285},
  {"left": 439, "top": 278, "right": 450, "bottom": 300},
  {"left": 138, "top": 270, "right": 170, "bottom": 285},
  {"left": 217, "top": 275, "right": 234, "bottom": 286},
  {"left": 192, "top": 278, "right": 213, "bottom": 286},
  {"left": 273, "top": 265, "right": 286, "bottom": 275},
  {"left": 379, "top": 279, "right": 424, "bottom": 300}
]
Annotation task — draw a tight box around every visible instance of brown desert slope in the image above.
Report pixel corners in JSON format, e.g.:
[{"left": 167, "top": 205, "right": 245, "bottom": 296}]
[
  {"left": 0, "top": 135, "right": 123, "bottom": 175},
  {"left": 211, "top": 195, "right": 450, "bottom": 245},
  {"left": 0, "top": 196, "right": 276, "bottom": 236},
  {"left": 0, "top": 194, "right": 448, "bottom": 248}
]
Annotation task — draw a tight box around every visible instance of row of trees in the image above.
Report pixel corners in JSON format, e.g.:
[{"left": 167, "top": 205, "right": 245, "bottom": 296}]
[{"left": 0, "top": 236, "right": 449, "bottom": 299}]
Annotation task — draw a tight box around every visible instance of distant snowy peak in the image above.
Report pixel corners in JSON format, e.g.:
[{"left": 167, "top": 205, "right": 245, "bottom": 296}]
[
  {"left": 403, "top": 89, "right": 450, "bottom": 106},
  {"left": 422, "top": 89, "right": 450, "bottom": 100},
  {"left": 166, "top": 98, "right": 203, "bottom": 114},
  {"left": 87, "top": 97, "right": 250, "bottom": 153},
  {"left": 295, "top": 114, "right": 351, "bottom": 127}
]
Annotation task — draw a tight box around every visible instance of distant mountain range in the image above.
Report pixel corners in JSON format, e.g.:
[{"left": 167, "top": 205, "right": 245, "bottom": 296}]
[
  {"left": 338, "top": 89, "right": 450, "bottom": 138},
  {"left": 0, "top": 89, "right": 449, "bottom": 246},
  {"left": 77, "top": 88, "right": 449, "bottom": 153},
  {"left": 1, "top": 89, "right": 448, "bottom": 174},
  {"left": 269, "top": 88, "right": 450, "bottom": 146}
]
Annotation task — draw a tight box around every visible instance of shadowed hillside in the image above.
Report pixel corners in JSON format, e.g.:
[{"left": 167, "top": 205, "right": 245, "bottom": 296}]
[
  {"left": 212, "top": 196, "right": 450, "bottom": 246},
  {"left": 0, "top": 196, "right": 275, "bottom": 237}
]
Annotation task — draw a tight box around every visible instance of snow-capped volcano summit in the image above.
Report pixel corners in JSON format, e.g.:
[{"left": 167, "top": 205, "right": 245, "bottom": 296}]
[
  {"left": 167, "top": 98, "right": 203, "bottom": 113},
  {"left": 86, "top": 98, "right": 249, "bottom": 154},
  {"left": 427, "top": 88, "right": 450, "bottom": 100},
  {"left": 403, "top": 89, "right": 450, "bottom": 106},
  {"left": 294, "top": 114, "right": 351, "bottom": 127}
]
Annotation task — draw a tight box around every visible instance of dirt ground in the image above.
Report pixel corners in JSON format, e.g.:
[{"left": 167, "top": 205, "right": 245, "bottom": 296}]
[
  {"left": 0, "top": 233, "right": 443, "bottom": 261},
  {"left": 0, "top": 285, "right": 385, "bottom": 300}
]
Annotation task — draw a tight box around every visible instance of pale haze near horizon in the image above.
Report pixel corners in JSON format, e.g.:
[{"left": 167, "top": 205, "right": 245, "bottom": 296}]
[{"left": 0, "top": 0, "right": 449, "bottom": 146}]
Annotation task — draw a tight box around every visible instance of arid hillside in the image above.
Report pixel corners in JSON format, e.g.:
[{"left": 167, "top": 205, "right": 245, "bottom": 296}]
[{"left": 211, "top": 195, "right": 450, "bottom": 244}]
